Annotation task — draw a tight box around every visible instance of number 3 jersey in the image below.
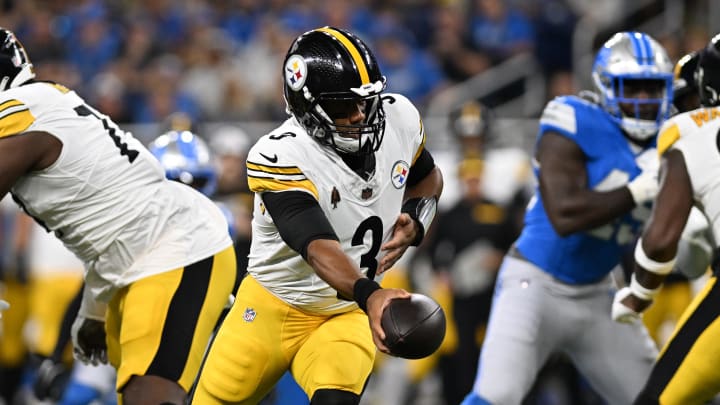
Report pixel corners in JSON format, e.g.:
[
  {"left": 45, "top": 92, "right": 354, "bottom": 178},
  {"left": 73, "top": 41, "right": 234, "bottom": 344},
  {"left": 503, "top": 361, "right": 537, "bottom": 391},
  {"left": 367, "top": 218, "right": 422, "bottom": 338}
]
[
  {"left": 246, "top": 93, "right": 425, "bottom": 314},
  {"left": 2, "top": 82, "right": 232, "bottom": 301},
  {"left": 515, "top": 95, "right": 654, "bottom": 284}
]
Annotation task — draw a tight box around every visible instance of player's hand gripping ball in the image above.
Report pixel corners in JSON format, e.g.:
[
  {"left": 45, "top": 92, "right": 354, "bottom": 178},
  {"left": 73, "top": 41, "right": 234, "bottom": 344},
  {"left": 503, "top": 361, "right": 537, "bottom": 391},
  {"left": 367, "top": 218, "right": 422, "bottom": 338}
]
[{"left": 381, "top": 293, "right": 446, "bottom": 359}]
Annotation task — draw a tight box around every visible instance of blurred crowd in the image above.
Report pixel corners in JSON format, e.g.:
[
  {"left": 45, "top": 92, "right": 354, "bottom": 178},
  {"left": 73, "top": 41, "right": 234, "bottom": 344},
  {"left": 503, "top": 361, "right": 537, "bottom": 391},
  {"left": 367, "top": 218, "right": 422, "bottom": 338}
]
[{"left": 0, "top": 0, "right": 709, "bottom": 128}]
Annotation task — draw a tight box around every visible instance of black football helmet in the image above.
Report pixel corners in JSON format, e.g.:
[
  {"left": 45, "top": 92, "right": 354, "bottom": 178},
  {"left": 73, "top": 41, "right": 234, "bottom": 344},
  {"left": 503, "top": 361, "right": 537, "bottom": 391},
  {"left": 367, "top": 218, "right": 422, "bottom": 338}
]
[
  {"left": 0, "top": 28, "right": 35, "bottom": 91},
  {"left": 672, "top": 51, "right": 700, "bottom": 113},
  {"left": 697, "top": 34, "right": 720, "bottom": 107},
  {"left": 283, "top": 26, "right": 386, "bottom": 155}
]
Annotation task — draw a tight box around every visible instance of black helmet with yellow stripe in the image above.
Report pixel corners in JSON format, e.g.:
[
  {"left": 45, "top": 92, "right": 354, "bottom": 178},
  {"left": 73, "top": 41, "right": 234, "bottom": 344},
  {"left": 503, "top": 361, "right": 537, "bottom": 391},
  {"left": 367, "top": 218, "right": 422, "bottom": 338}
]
[
  {"left": 672, "top": 51, "right": 700, "bottom": 113},
  {"left": 698, "top": 33, "right": 720, "bottom": 107},
  {"left": 0, "top": 28, "right": 35, "bottom": 91},
  {"left": 283, "top": 26, "right": 386, "bottom": 155}
]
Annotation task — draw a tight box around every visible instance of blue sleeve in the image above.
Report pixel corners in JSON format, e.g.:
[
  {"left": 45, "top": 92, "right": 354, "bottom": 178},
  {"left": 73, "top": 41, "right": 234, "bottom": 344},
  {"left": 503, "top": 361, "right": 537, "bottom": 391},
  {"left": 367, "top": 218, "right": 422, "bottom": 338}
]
[{"left": 537, "top": 96, "right": 600, "bottom": 157}]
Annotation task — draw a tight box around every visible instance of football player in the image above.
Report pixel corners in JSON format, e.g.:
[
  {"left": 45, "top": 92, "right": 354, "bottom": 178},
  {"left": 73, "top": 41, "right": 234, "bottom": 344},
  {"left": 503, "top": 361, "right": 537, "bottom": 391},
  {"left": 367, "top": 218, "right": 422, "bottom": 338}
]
[
  {"left": 614, "top": 34, "right": 720, "bottom": 404},
  {"left": 191, "top": 26, "right": 444, "bottom": 405},
  {"left": 462, "top": 31, "right": 674, "bottom": 405},
  {"left": 0, "top": 27, "right": 236, "bottom": 404}
]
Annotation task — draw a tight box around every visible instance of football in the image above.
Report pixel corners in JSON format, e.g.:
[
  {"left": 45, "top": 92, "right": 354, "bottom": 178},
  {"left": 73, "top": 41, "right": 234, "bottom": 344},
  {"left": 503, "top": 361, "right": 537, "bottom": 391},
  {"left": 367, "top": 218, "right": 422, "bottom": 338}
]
[{"left": 381, "top": 293, "right": 447, "bottom": 359}]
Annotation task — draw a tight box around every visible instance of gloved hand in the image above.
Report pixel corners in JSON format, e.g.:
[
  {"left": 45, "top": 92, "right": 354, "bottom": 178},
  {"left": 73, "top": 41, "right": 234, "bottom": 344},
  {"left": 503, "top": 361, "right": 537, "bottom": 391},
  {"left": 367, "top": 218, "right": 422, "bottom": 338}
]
[
  {"left": 612, "top": 286, "right": 653, "bottom": 323},
  {"left": 71, "top": 316, "right": 108, "bottom": 366},
  {"left": 627, "top": 148, "right": 660, "bottom": 205},
  {"left": 33, "top": 358, "right": 70, "bottom": 401}
]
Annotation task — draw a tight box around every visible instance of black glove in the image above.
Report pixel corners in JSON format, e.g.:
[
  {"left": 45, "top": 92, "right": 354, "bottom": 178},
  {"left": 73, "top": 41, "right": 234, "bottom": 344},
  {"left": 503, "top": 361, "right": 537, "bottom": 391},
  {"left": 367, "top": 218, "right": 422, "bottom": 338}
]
[
  {"left": 71, "top": 317, "right": 108, "bottom": 365},
  {"left": 33, "top": 358, "right": 70, "bottom": 401}
]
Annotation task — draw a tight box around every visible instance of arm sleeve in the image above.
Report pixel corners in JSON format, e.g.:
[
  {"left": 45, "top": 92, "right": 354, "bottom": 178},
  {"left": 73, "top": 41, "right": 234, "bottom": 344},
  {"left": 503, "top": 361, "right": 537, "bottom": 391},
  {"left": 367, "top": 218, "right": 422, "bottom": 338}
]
[
  {"left": 407, "top": 148, "right": 435, "bottom": 188},
  {"left": 262, "top": 190, "right": 338, "bottom": 259}
]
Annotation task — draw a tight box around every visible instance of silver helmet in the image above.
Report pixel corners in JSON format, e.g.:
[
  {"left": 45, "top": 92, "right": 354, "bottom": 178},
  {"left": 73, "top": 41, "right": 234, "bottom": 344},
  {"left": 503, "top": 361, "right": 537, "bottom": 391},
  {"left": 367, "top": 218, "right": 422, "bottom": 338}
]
[{"left": 592, "top": 32, "right": 674, "bottom": 141}]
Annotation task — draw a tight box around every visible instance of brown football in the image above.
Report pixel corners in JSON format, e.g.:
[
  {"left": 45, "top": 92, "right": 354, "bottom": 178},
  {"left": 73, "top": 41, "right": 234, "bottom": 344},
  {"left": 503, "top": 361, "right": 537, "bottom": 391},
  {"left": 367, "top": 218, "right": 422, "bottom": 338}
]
[{"left": 381, "top": 293, "right": 446, "bottom": 359}]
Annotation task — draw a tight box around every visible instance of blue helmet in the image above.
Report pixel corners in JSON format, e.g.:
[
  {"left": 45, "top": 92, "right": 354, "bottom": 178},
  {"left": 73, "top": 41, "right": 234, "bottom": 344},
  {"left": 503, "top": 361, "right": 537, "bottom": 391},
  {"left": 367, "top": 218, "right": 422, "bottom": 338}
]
[
  {"left": 149, "top": 130, "right": 217, "bottom": 196},
  {"left": 592, "top": 32, "right": 674, "bottom": 141}
]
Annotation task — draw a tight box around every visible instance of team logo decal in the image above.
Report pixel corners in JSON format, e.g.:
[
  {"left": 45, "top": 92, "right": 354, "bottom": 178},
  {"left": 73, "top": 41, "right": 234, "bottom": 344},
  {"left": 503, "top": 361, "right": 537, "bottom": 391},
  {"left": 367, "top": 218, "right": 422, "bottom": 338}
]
[
  {"left": 243, "top": 307, "right": 257, "bottom": 322},
  {"left": 391, "top": 160, "right": 410, "bottom": 189},
  {"left": 285, "top": 55, "right": 307, "bottom": 91}
]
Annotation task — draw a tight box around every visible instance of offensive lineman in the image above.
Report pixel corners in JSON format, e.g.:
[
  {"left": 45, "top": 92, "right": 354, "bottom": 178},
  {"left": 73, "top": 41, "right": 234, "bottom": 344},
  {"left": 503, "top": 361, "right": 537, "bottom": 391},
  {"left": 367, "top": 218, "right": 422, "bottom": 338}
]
[
  {"left": 614, "top": 34, "right": 720, "bottom": 404},
  {"left": 0, "top": 27, "right": 236, "bottom": 404},
  {"left": 191, "top": 26, "right": 444, "bottom": 405}
]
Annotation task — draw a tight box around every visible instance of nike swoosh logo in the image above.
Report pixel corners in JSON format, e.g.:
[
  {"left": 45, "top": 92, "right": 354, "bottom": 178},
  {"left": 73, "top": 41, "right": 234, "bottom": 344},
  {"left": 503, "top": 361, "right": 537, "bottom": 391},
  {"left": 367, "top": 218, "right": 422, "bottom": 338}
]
[{"left": 259, "top": 153, "right": 278, "bottom": 163}]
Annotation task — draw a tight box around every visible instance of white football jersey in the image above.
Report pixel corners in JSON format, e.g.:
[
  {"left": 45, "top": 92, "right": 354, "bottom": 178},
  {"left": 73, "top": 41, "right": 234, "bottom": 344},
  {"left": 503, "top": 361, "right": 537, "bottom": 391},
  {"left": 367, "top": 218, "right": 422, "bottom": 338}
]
[
  {"left": 2, "top": 82, "right": 232, "bottom": 301},
  {"left": 658, "top": 106, "right": 720, "bottom": 245},
  {"left": 246, "top": 93, "right": 426, "bottom": 314}
]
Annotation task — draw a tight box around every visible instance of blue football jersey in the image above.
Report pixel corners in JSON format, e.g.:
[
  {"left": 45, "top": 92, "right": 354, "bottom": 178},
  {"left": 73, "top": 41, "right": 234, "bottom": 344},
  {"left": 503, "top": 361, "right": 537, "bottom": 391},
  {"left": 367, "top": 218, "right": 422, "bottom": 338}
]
[{"left": 515, "top": 95, "right": 653, "bottom": 284}]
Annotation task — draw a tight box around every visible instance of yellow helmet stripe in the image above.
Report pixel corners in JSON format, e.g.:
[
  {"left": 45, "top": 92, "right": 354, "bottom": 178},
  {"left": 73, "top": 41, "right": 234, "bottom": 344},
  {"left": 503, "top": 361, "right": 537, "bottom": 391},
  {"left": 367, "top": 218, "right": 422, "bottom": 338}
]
[{"left": 317, "top": 27, "right": 370, "bottom": 84}]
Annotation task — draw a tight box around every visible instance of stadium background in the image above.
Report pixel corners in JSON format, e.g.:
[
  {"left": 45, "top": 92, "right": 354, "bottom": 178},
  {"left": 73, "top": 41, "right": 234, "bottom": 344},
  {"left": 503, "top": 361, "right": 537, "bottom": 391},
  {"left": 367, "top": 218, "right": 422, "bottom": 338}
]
[{"left": 1, "top": 0, "right": 719, "bottom": 404}]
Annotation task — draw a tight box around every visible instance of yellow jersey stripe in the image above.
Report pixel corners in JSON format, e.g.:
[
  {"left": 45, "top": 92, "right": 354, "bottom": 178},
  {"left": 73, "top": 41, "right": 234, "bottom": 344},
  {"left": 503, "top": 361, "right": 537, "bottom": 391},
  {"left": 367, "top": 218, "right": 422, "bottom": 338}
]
[
  {"left": 657, "top": 123, "right": 680, "bottom": 156},
  {"left": 0, "top": 108, "right": 35, "bottom": 138},
  {"left": 0, "top": 99, "right": 24, "bottom": 114},
  {"left": 51, "top": 83, "right": 71, "bottom": 94},
  {"left": 317, "top": 27, "right": 370, "bottom": 84},
  {"left": 248, "top": 176, "right": 319, "bottom": 200},
  {"left": 412, "top": 118, "right": 427, "bottom": 164},
  {"left": 247, "top": 161, "right": 303, "bottom": 175}
]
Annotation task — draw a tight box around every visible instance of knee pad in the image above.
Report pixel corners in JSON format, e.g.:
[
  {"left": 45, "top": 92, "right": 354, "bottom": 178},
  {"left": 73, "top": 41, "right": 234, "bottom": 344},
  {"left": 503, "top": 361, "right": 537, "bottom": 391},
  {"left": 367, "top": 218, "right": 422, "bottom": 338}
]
[{"left": 310, "top": 388, "right": 360, "bottom": 405}]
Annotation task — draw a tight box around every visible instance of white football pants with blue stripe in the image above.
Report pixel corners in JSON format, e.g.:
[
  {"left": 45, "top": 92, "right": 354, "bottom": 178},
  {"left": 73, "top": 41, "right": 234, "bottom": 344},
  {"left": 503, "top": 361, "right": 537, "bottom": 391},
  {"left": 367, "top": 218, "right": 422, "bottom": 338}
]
[{"left": 462, "top": 255, "right": 657, "bottom": 405}]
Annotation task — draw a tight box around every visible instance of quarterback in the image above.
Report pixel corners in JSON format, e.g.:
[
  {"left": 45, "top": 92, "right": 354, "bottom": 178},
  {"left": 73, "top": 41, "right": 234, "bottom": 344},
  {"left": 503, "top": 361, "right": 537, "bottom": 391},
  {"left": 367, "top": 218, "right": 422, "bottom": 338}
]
[
  {"left": 0, "top": 27, "right": 236, "bottom": 404},
  {"left": 192, "top": 27, "right": 443, "bottom": 405}
]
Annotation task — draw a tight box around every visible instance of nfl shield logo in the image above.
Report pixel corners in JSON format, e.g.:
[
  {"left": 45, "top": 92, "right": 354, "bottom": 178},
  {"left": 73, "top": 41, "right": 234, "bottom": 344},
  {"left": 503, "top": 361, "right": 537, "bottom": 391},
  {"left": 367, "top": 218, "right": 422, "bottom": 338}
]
[{"left": 243, "top": 307, "right": 257, "bottom": 322}]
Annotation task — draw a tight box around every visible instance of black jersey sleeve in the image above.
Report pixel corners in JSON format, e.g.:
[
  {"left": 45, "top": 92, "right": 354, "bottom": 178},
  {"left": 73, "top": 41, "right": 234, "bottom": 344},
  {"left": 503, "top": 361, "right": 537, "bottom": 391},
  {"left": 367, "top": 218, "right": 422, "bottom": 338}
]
[
  {"left": 262, "top": 190, "right": 339, "bottom": 260},
  {"left": 407, "top": 148, "right": 435, "bottom": 188}
]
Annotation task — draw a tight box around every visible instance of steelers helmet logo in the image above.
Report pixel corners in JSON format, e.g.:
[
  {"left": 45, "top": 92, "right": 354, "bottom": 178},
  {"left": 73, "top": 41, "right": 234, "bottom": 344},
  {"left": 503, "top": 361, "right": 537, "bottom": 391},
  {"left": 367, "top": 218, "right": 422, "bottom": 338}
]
[{"left": 285, "top": 55, "right": 307, "bottom": 91}]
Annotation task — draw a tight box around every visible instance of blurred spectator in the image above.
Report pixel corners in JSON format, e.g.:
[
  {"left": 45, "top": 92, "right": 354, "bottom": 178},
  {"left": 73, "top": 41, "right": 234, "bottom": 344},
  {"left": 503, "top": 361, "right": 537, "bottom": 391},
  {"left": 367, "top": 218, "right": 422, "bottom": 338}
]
[
  {"left": 527, "top": 0, "right": 578, "bottom": 75},
  {"left": 369, "top": 14, "right": 448, "bottom": 107},
  {"left": 132, "top": 0, "right": 190, "bottom": 53},
  {"left": 179, "top": 27, "right": 242, "bottom": 120},
  {"left": 87, "top": 71, "right": 131, "bottom": 123},
  {"left": 429, "top": 154, "right": 519, "bottom": 405},
  {"left": 468, "top": 0, "right": 535, "bottom": 64},
  {"left": 216, "top": 0, "right": 262, "bottom": 46},
  {"left": 321, "top": 0, "right": 375, "bottom": 39},
  {"left": 14, "top": 8, "right": 66, "bottom": 63},
  {"left": 208, "top": 125, "right": 253, "bottom": 278},
  {"left": 130, "top": 54, "right": 201, "bottom": 123},
  {"left": 64, "top": 1, "right": 122, "bottom": 84},
  {"left": 430, "top": 3, "right": 492, "bottom": 82},
  {"left": 233, "top": 18, "right": 295, "bottom": 120}
]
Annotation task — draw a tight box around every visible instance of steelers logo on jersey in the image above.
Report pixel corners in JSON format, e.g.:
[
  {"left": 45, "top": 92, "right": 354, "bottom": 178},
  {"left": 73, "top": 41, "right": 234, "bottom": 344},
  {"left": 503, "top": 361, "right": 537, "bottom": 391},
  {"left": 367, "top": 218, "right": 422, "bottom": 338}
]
[
  {"left": 391, "top": 160, "right": 410, "bottom": 189},
  {"left": 285, "top": 55, "right": 307, "bottom": 91}
]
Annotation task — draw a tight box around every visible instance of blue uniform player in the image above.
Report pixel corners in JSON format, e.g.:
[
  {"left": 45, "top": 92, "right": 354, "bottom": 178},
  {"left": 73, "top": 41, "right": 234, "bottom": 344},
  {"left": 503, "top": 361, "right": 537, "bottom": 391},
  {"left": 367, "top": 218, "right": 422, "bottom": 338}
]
[{"left": 462, "top": 31, "right": 674, "bottom": 405}]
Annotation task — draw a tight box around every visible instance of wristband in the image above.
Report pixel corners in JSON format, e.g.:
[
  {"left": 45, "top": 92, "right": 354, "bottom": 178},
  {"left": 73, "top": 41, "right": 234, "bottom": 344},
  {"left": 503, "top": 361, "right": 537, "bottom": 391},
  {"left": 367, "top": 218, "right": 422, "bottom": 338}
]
[
  {"left": 353, "top": 278, "right": 381, "bottom": 313},
  {"left": 634, "top": 238, "right": 676, "bottom": 275},
  {"left": 401, "top": 196, "right": 438, "bottom": 246},
  {"left": 629, "top": 273, "right": 660, "bottom": 301}
]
